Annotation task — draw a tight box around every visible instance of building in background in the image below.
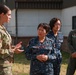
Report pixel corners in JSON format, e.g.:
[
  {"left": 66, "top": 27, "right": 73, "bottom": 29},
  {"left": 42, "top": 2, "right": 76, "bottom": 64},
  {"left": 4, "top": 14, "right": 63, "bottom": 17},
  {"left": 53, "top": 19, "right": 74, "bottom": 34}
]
[{"left": 0, "top": 0, "right": 76, "bottom": 49}]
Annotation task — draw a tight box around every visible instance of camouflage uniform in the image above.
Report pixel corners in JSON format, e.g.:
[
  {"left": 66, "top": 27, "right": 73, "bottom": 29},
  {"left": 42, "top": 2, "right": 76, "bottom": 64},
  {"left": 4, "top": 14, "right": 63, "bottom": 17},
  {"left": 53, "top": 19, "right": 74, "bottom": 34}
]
[
  {"left": 66, "top": 30, "right": 76, "bottom": 75},
  {"left": 0, "top": 25, "right": 13, "bottom": 75},
  {"left": 25, "top": 37, "right": 57, "bottom": 75},
  {"left": 47, "top": 31, "right": 63, "bottom": 75}
]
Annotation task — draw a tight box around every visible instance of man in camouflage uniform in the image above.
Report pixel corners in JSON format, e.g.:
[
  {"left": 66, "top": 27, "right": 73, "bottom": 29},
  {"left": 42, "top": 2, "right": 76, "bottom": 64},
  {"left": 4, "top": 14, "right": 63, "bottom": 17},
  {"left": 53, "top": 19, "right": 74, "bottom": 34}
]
[{"left": 66, "top": 30, "right": 76, "bottom": 75}]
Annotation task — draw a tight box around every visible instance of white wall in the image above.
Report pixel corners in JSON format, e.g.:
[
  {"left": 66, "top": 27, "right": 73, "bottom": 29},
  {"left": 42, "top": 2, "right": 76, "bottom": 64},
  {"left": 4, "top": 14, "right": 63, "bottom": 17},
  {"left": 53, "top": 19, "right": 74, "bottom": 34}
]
[
  {"left": 17, "top": 9, "right": 62, "bottom": 36},
  {"left": 7, "top": 8, "right": 76, "bottom": 37},
  {"left": 62, "top": 6, "right": 76, "bottom": 36}
]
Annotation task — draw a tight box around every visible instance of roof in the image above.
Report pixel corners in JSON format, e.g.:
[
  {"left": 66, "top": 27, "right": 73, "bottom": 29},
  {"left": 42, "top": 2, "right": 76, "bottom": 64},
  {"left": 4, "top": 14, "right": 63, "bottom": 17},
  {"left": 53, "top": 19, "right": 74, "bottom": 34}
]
[
  {"left": 15, "top": 0, "right": 63, "bottom": 9},
  {"left": 15, "top": 0, "right": 63, "bottom": 2}
]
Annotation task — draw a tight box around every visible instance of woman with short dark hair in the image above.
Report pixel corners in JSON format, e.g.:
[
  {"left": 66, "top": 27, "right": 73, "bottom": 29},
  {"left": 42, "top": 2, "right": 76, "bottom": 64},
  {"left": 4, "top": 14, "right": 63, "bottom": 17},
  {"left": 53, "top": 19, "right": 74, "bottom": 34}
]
[{"left": 25, "top": 23, "right": 57, "bottom": 75}]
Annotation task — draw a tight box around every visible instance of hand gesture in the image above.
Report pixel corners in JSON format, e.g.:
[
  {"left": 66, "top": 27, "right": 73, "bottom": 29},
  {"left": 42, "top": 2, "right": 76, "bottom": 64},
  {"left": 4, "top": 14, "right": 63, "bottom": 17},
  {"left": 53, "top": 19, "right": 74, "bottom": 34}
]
[
  {"left": 36, "top": 54, "right": 48, "bottom": 62},
  {"left": 72, "top": 52, "right": 76, "bottom": 58},
  {"left": 14, "top": 42, "right": 24, "bottom": 54},
  {"left": 15, "top": 42, "right": 22, "bottom": 49}
]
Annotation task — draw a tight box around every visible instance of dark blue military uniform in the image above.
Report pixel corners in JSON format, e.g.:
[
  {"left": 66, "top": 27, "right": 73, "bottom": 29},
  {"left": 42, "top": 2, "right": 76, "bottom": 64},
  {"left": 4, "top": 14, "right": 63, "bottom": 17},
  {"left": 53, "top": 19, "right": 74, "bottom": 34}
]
[
  {"left": 47, "top": 31, "right": 63, "bottom": 75},
  {"left": 25, "top": 37, "right": 57, "bottom": 75}
]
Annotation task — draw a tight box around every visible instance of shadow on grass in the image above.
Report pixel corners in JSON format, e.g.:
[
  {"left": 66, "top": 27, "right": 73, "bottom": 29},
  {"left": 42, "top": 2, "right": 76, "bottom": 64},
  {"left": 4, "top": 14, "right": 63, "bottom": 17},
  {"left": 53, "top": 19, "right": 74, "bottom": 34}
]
[
  {"left": 14, "top": 52, "right": 30, "bottom": 65},
  {"left": 61, "top": 51, "right": 70, "bottom": 64},
  {"left": 13, "top": 51, "right": 70, "bottom": 75},
  {"left": 14, "top": 51, "right": 70, "bottom": 65}
]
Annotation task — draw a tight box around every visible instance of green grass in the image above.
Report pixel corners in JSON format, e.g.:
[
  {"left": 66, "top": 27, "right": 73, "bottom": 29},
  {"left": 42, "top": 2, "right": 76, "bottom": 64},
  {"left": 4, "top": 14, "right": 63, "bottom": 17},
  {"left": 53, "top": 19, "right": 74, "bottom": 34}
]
[
  {"left": 14, "top": 52, "right": 30, "bottom": 64},
  {"left": 62, "top": 51, "right": 70, "bottom": 64},
  {"left": 13, "top": 51, "right": 70, "bottom": 75},
  {"left": 13, "top": 52, "right": 30, "bottom": 75}
]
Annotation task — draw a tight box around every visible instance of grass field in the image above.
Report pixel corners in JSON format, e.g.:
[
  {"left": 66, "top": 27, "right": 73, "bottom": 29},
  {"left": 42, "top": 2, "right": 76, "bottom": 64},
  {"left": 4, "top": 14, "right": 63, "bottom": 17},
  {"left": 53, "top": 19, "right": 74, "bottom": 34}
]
[{"left": 12, "top": 51, "right": 76, "bottom": 75}]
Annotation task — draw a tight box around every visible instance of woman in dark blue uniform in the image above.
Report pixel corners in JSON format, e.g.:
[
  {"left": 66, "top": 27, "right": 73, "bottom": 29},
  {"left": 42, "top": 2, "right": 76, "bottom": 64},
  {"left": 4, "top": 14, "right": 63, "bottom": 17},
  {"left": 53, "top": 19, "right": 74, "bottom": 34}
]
[
  {"left": 47, "top": 18, "right": 63, "bottom": 75},
  {"left": 25, "top": 23, "right": 57, "bottom": 75}
]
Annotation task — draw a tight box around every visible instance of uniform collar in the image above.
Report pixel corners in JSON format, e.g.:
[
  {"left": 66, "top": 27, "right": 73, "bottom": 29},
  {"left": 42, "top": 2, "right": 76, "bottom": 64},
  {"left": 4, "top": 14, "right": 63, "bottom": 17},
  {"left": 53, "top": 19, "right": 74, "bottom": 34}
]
[
  {"left": 0, "top": 25, "right": 6, "bottom": 30},
  {"left": 36, "top": 36, "right": 49, "bottom": 43},
  {"left": 48, "top": 30, "right": 54, "bottom": 36}
]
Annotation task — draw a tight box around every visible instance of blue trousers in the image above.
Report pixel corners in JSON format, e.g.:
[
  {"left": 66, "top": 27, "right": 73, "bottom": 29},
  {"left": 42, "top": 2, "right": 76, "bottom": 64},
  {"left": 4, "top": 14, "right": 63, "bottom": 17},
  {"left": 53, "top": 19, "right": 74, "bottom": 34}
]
[{"left": 53, "top": 58, "right": 62, "bottom": 75}]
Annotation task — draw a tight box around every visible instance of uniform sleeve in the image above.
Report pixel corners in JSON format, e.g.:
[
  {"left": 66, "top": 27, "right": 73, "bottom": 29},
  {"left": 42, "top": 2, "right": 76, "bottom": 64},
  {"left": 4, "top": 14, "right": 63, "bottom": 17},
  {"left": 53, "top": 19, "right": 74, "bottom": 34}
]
[
  {"left": 47, "top": 53, "right": 56, "bottom": 61},
  {"left": 47, "top": 40, "right": 57, "bottom": 61},
  {"left": 67, "top": 31, "right": 75, "bottom": 54},
  {"left": 25, "top": 39, "right": 37, "bottom": 60},
  {"left": 0, "top": 33, "right": 2, "bottom": 53},
  {"left": 0, "top": 33, "right": 11, "bottom": 55}
]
